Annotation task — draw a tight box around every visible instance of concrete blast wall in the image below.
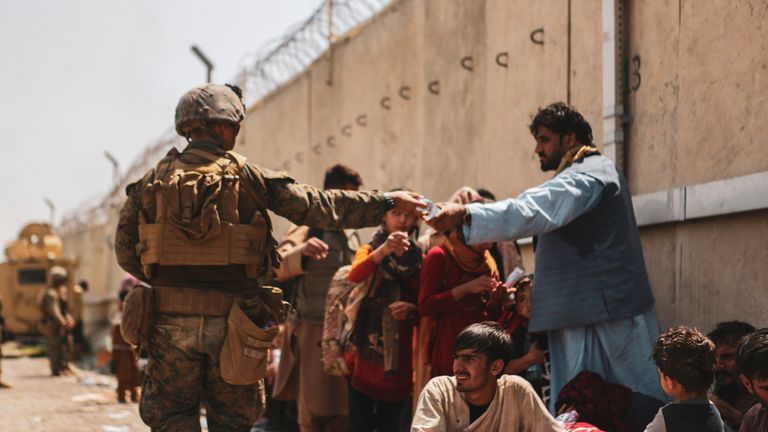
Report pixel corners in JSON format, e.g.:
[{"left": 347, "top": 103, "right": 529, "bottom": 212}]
[{"left": 239, "top": 0, "right": 768, "bottom": 332}]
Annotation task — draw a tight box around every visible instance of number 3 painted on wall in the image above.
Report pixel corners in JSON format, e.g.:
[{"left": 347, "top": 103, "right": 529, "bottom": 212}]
[{"left": 630, "top": 55, "right": 641, "bottom": 92}]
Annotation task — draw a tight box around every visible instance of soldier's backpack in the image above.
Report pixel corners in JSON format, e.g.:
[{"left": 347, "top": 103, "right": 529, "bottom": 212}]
[
  {"left": 321, "top": 265, "right": 373, "bottom": 376},
  {"left": 135, "top": 147, "right": 279, "bottom": 281}
]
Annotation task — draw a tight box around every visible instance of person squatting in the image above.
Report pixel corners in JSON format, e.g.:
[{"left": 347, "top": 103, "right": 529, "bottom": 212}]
[{"left": 114, "top": 84, "right": 766, "bottom": 432}]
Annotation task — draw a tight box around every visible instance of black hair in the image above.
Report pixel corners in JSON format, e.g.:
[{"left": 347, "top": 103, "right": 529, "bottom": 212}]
[
  {"left": 653, "top": 326, "right": 715, "bottom": 394},
  {"left": 529, "top": 102, "right": 594, "bottom": 147},
  {"left": 707, "top": 321, "right": 756, "bottom": 348},
  {"left": 385, "top": 187, "right": 420, "bottom": 238},
  {"left": 455, "top": 322, "right": 514, "bottom": 371},
  {"left": 475, "top": 188, "right": 496, "bottom": 201},
  {"left": 78, "top": 280, "right": 89, "bottom": 292},
  {"left": 736, "top": 328, "right": 768, "bottom": 381},
  {"left": 323, "top": 164, "right": 363, "bottom": 189},
  {"left": 514, "top": 274, "right": 534, "bottom": 292}
]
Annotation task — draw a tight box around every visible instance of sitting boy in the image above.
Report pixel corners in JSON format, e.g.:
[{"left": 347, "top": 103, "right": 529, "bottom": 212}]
[
  {"left": 412, "top": 321, "right": 563, "bottom": 432},
  {"left": 646, "top": 326, "right": 725, "bottom": 432}
]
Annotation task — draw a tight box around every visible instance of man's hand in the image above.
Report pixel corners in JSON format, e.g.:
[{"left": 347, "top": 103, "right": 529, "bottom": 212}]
[
  {"left": 385, "top": 191, "right": 427, "bottom": 216},
  {"left": 302, "top": 237, "right": 329, "bottom": 260},
  {"left": 388, "top": 301, "right": 417, "bottom": 321},
  {"left": 425, "top": 202, "right": 466, "bottom": 232}
]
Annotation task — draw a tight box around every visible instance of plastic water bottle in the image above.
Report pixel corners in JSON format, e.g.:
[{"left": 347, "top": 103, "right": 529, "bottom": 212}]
[
  {"left": 505, "top": 267, "right": 525, "bottom": 301},
  {"left": 420, "top": 198, "right": 440, "bottom": 220},
  {"left": 555, "top": 409, "right": 579, "bottom": 429}
]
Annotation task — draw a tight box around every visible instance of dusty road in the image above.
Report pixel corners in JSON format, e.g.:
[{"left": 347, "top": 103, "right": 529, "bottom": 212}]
[{"left": 0, "top": 356, "right": 148, "bottom": 432}]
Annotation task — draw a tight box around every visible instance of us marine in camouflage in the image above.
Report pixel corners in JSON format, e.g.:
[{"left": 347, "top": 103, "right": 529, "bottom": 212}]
[
  {"left": 40, "top": 266, "right": 74, "bottom": 376},
  {"left": 114, "top": 83, "right": 423, "bottom": 432}
]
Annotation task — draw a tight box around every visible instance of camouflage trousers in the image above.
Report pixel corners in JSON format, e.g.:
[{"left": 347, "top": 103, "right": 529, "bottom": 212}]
[
  {"left": 140, "top": 313, "right": 266, "bottom": 432},
  {"left": 44, "top": 324, "right": 69, "bottom": 375}
]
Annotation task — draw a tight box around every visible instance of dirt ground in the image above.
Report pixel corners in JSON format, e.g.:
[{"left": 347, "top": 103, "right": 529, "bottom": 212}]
[{"left": 0, "top": 355, "right": 149, "bottom": 431}]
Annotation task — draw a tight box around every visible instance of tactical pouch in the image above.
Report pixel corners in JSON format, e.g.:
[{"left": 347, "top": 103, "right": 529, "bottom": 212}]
[
  {"left": 260, "top": 285, "right": 291, "bottom": 323},
  {"left": 120, "top": 284, "right": 154, "bottom": 350},
  {"left": 220, "top": 301, "right": 278, "bottom": 385}
]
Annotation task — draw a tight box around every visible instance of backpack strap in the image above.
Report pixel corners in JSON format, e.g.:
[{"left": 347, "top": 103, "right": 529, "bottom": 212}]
[
  {"left": 237, "top": 163, "right": 282, "bottom": 274},
  {"left": 184, "top": 148, "right": 231, "bottom": 170},
  {"left": 155, "top": 148, "right": 181, "bottom": 179}
]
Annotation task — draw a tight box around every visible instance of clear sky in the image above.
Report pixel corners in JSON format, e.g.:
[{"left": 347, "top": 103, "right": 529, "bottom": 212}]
[{"left": 0, "top": 0, "right": 320, "bottom": 246}]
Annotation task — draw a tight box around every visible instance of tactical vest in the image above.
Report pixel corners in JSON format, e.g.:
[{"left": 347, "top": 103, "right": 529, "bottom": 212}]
[{"left": 135, "top": 147, "right": 278, "bottom": 281}]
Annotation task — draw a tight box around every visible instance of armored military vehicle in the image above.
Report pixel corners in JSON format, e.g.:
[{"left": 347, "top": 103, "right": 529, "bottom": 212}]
[{"left": 0, "top": 223, "right": 77, "bottom": 337}]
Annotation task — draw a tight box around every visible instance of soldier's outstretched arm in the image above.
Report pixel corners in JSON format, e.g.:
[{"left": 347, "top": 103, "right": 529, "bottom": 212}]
[
  {"left": 114, "top": 181, "right": 148, "bottom": 282},
  {"left": 252, "top": 167, "right": 423, "bottom": 230}
]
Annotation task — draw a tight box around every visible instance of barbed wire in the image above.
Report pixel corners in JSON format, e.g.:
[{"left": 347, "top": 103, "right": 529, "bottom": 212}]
[
  {"left": 240, "top": 0, "right": 390, "bottom": 105},
  {"left": 59, "top": 129, "right": 184, "bottom": 234},
  {"left": 58, "top": 0, "right": 390, "bottom": 234}
]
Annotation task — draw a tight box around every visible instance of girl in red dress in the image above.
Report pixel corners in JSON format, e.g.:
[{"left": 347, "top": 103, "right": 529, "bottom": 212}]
[{"left": 417, "top": 229, "right": 501, "bottom": 379}]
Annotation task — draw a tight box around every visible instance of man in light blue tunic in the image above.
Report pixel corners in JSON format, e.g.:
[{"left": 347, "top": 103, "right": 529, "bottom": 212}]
[{"left": 428, "top": 102, "right": 665, "bottom": 410}]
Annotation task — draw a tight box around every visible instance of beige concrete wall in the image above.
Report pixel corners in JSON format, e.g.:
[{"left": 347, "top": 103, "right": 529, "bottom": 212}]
[
  {"left": 626, "top": 0, "right": 768, "bottom": 193},
  {"left": 640, "top": 210, "right": 768, "bottom": 332}
]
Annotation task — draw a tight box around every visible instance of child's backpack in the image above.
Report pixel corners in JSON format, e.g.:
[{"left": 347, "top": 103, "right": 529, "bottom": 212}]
[{"left": 321, "top": 264, "right": 373, "bottom": 376}]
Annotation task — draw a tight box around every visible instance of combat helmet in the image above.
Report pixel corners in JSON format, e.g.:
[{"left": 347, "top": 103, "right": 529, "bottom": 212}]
[
  {"left": 48, "top": 266, "right": 69, "bottom": 286},
  {"left": 175, "top": 84, "right": 245, "bottom": 138}
]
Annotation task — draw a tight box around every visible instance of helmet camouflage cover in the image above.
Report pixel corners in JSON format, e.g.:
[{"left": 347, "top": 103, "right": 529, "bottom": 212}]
[{"left": 175, "top": 84, "right": 245, "bottom": 137}]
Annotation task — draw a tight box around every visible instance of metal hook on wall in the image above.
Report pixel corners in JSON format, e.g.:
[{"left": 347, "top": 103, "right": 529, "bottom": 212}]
[
  {"left": 496, "top": 52, "right": 509, "bottom": 68},
  {"left": 428, "top": 80, "right": 440, "bottom": 95},
  {"left": 282, "top": 161, "right": 291, "bottom": 171},
  {"left": 356, "top": 114, "right": 368, "bottom": 126},
  {"left": 460, "top": 56, "right": 474, "bottom": 72},
  {"left": 326, "top": 135, "right": 336, "bottom": 148},
  {"left": 341, "top": 125, "right": 352, "bottom": 137},
  {"left": 380, "top": 96, "right": 391, "bottom": 110},
  {"left": 530, "top": 28, "right": 545, "bottom": 45},
  {"left": 312, "top": 143, "right": 322, "bottom": 155},
  {"left": 295, "top": 152, "right": 304, "bottom": 163},
  {"left": 398, "top": 86, "right": 411, "bottom": 100}
]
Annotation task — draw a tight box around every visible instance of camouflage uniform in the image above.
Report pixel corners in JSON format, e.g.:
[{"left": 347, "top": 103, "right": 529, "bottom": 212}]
[
  {"left": 115, "top": 84, "right": 392, "bottom": 432},
  {"left": 40, "top": 286, "right": 70, "bottom": 376}
]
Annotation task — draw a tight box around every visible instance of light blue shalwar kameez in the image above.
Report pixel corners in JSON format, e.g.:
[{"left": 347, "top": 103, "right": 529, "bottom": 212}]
[{"left": 463, "top": 155, "right": 666, "bottom": 411}]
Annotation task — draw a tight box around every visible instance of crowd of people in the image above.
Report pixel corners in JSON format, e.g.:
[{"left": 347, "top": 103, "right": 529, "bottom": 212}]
[
  {"left": 99, "top": 83, "right": 766, "bottom": 432},
  {"left": 258, "top": 165, "right": 767, "bottom": 432}
]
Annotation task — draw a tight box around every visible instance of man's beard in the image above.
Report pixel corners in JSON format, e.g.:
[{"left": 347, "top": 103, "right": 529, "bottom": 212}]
[
  {"left": 539, "top": 155, "right": 560, "bottom": 172},
  {"left": 713, "top": 370, "right": 741, "bottom": 397}
]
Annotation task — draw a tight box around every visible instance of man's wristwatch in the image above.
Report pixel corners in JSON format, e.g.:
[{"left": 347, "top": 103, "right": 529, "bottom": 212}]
[{"left": 383, "top": 193, "right": 396, "bottom": 210}]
